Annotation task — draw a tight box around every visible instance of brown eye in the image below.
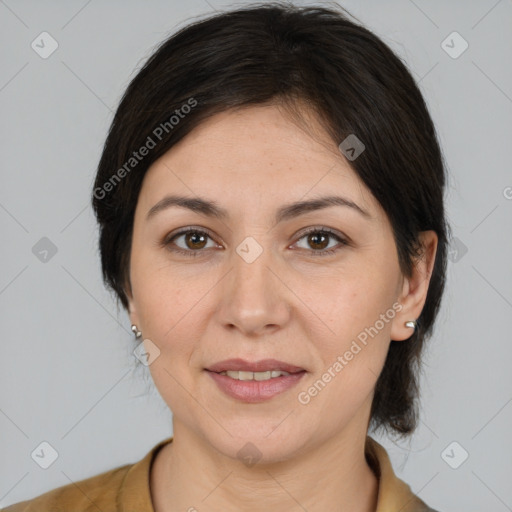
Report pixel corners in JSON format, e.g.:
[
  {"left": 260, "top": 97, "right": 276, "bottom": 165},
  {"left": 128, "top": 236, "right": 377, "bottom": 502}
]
[
  {"left": 294, "top": 228, "right": 348, "bottom": 257},
  {"left": 183, "top": 231, "right": 208, "bottom": 250},
  {"left": 307, "top": 232, "right": 330, "bottom": 250},
  {"left": 163, "top": 228, "right": 218, "bottom": 256}
]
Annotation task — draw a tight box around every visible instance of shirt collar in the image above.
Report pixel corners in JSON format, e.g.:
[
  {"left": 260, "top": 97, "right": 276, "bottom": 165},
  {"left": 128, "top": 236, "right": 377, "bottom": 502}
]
[
  {"left": 118, "top": 436, "right": 172, "bottom": 511},
  {"left": 365, "top": 436, "right": 434, "bottom": 511},
  {"left": 118, "top": 435, "right": 432, "bottom": 511}
]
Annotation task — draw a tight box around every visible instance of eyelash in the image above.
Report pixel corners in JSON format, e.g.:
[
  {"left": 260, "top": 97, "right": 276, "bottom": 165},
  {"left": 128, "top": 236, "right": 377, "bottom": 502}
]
[{"left": 162, "top": 226, "right": 349, "bottom": 258}]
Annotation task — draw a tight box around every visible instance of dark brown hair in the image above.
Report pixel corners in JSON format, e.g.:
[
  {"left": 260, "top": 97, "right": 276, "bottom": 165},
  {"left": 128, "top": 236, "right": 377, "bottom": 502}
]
[{"left": 92, "top": 2, "right": 448, "bottom": 437}]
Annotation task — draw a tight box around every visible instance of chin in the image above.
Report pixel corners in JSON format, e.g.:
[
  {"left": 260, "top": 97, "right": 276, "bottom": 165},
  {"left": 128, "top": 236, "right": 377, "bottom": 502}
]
[{"left": 204, "top": 418, "right": 311, "bottom": 466}]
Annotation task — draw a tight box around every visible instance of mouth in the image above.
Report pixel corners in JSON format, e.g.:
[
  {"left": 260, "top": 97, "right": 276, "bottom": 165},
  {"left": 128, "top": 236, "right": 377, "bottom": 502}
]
[
  {"left": 209, "top": 369, "right": 302, "bottom": 381},
  {"left": 205, "top": 358, "right": 306, "bottom": 377},
  {"left": 205, "top": 358, "right": 307, "bottom": 402}
]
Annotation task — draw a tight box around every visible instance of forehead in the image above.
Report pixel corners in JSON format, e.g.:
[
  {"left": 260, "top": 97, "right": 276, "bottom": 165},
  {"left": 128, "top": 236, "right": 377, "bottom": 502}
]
[
  {"left": 159, "top": 104, "right": 341, "bottom": 172},
  {"left": 138, "top": 105, "right": 378, "bottom": 217}
]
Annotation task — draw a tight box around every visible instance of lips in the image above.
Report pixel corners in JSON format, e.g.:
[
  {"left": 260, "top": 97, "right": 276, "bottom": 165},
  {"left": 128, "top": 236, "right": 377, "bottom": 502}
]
[{"left": 206, "top": 358, "right": 306, "bottom": 374}]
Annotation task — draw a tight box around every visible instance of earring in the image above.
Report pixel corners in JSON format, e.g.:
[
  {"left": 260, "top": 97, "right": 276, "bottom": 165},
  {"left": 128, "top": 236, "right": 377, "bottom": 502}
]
[
  {"left": 404, "top": 320, "right": 417, "bottom": 330},
  {"left": 131, "top": 324, "right": 142, "bottom": 339}
]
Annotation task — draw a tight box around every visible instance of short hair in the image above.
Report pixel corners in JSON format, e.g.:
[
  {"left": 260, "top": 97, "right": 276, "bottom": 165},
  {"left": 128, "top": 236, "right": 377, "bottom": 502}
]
[{"left": 92, "top": 2, "right": 449, "bottom": 437}]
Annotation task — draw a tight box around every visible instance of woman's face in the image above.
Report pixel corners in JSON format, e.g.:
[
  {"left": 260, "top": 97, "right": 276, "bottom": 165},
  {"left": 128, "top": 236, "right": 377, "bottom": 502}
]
[{"left": 127, "top": 104, "right": 434, "bottom": 462}]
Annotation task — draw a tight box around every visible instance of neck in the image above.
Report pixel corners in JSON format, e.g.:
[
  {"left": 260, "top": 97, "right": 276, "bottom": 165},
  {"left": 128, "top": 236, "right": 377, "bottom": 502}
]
[{"left": 150, "top": 422, "right": 379, "bottom": 512}]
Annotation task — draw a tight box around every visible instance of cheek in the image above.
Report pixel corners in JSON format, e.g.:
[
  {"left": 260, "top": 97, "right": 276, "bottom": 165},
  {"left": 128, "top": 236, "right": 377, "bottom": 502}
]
[
  {"left": 130, "top": 252, "right": 218, "bottom": 374},
  {"left": 293, "top": 257, "right": 399, "bottom": 408},
  {"left": 130, "top": 242, "right": 193, "bottom": 326},
  {"left": 295, "top": 275, "right": 395, "bottom": 423},
  {"left": 299, "top": 260, "right": 399, "bottom": 347}
]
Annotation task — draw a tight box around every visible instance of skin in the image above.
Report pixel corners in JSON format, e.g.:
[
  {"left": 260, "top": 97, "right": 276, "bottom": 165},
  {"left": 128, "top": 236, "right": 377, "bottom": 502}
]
[{"left": 126, "top": 103, "right": 438, "bottom": 512}]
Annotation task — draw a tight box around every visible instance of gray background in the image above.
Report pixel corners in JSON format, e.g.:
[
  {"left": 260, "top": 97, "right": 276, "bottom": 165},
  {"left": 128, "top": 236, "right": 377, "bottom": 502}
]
[{"left": 1, "top": 0, "right": 511, "bottom": 510}]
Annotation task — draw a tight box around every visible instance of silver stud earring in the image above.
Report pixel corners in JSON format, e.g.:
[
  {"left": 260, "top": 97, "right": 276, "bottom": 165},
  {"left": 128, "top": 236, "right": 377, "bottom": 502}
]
[
  {"left": 131, "top": 324, "right": 142, "bottom": 339},
  {"left": 404, "top": 320, "right": 417, "bottom": 330}
]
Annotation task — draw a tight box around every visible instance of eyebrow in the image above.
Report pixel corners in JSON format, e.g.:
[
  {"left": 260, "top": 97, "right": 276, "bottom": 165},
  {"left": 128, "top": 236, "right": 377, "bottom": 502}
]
[{"left": 146, "top": 194, "right": 370, "bottom": 223}]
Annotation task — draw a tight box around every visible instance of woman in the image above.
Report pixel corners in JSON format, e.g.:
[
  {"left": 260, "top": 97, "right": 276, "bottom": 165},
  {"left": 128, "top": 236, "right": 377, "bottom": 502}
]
[{"left": 3, "top": 3, "right": 446, "bottom": 511}]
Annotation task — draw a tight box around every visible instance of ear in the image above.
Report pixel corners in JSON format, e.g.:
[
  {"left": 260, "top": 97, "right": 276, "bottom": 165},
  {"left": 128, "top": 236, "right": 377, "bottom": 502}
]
[
  {"left": 390, "top": 231, "right": 438, "bottom": 341},
  {"left": 125, "top": 282, "right": 140, "bottom": 329}
]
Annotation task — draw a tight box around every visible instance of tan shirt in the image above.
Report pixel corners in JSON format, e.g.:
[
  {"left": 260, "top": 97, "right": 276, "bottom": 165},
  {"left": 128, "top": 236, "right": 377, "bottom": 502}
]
[{"left": 1, "top": 436, "right": 439, "bottom": 511}]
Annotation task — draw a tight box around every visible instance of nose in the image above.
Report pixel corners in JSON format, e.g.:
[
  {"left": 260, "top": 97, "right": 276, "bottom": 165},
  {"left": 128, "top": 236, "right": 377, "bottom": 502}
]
[{"left": 216, "top": 242, "right": 292, "bottom": 337}]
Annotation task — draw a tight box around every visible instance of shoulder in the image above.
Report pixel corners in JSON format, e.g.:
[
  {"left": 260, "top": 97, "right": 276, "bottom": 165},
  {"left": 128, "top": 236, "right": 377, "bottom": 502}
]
[
  {"left": 1, "top": 463, "right": 132, "bottom": 512},
  {"left": 1, "top": 437, "right": 173, "bottom": 512},
  {"left": 365, "top": 436, "right": 442, "bottom": 512}
]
